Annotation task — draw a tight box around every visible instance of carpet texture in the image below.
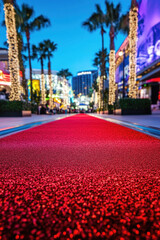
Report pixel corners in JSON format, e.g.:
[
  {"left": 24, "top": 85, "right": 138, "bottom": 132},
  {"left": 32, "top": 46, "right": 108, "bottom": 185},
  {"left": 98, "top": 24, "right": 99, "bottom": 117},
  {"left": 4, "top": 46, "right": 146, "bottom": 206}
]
[{"left": 0, "top": 114, "right": 160, "bottom": 239}]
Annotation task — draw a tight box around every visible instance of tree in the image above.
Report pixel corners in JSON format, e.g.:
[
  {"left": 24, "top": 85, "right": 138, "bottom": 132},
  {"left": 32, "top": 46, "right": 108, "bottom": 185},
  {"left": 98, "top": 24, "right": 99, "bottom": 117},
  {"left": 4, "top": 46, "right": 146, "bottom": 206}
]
[
  {"left": 3, "top": 0, "right": 21, "bottom": 101},
  {"left": 82, "top": 4, "right": 106, "bottom": 78},
  {"left": 44, "top": 40, "right": 57, "bottom": 109},
  {"left": 105, "top": 1, "right": 128, "bottom": 106},
  {"left": 32, "top": 42, "right": 47, "bottom": 105},
  {"left": 57, "top": 69, "right": 72, "bottom": 80},
  {"left": 15, "top": 4, "right": 50, "bottom": 101},
  {"left": 93, "top": 48, "right": 109, "bottom": 76}
]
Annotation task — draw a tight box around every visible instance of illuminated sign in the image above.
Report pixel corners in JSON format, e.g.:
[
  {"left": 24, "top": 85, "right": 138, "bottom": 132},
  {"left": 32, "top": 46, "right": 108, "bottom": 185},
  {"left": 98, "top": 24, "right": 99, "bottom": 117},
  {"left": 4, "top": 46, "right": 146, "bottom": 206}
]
[
  {"left": 0, "top": 70, "right": 11, "bottom": 86},
  {"left": 77, "top": 71, "right": 92, "bottom": 76},
  {"left": 137, "top": 0, "right": 160, "bottom": 72},
  {"left": 116, "top": 0, "right": 160, "bottom": 83},
  {"left": 28, "top": 79, "right": 40, "bottom": 100}
]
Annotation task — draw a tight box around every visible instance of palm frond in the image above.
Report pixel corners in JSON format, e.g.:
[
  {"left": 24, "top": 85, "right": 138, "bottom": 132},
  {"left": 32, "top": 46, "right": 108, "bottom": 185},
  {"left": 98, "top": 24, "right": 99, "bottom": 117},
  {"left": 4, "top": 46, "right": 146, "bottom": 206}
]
[{"left": 31, "top": 15, "right": 51, "bottom": 31}]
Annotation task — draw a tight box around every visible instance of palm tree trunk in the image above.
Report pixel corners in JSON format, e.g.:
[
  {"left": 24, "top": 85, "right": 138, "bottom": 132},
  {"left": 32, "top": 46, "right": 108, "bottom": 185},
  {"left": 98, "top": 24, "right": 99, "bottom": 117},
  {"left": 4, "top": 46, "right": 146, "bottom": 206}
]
[
  {"left": 3, "top": 0, "right": 21, "bottom": 101},
  {"left": 48, "top": 57, "right": 53, "bottom": 109},
  {"left": 108, "top": 24, "right": 116, "bottom": 106},
  {"left": 17, "top": 36, "right": 27, "bottom": 100},
  {"left": 99, "top": 26, "right": 106, "bottom": 111},
  {"left": 41, "top": 58, "right": 46, "bottom": 105},
  {"left": 26, "top": 29, "right": 33, "bottom": 102}
]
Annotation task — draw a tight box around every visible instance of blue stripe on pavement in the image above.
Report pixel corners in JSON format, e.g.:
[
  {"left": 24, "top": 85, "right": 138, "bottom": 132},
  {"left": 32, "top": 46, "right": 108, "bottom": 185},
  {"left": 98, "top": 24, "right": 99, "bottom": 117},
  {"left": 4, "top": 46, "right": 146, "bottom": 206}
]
[{"left": 91, "top": 115, "right": 160, "bottom": 139}]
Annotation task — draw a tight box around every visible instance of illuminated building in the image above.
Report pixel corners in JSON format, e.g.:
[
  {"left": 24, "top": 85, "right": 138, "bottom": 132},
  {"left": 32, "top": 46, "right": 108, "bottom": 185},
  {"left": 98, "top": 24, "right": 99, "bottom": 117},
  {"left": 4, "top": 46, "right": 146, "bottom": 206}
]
[
  {"left": 0, "top": 48, "right": 22, "bottom": 93},
  {"left": 72, "top": 70, "right": 98, "bottom": 96},
  {"left": 27, "top": 69, "right": 73, "bottom": 108},
  {"left": 116, "top": 0, "right": 160, "bottom": 104}
]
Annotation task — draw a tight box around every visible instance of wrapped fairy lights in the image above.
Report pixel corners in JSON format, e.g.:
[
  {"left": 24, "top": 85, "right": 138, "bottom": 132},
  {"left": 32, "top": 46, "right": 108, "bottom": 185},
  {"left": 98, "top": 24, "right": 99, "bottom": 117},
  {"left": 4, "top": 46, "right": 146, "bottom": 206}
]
[
  {"left": 128, "top": 0, "right": 138, "bottom": 98},
  {"left": 41, "top": 73, "right": 46, "bottom": 105},
  {"left": 109, "top": 50, "right": 116, "bottom": 105},
  {"left": 4, "top": 2, "right": 21, "bottom": 101},
  {"left": 49, "top": 74, "right": 53, "bottom": 109}
]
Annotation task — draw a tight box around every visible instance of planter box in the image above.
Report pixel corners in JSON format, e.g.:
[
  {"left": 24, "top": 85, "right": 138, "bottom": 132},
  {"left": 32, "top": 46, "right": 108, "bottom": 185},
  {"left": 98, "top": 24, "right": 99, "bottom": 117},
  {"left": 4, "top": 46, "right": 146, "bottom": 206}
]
[
  {"left": 114, "top": 109, "right": 122, "bottom": 115},
  {"left": 0, "top": 110, "right": 32, "bottom": 117},
  {"left": 121, "top": 109, "right": 151, "bottom": 115},
  {"left": 0, "top": 112, "right": 22, "bottom": 117},
  {"left": 22, "top": 110, "right": 32, "bottom": 117},
  {"left": 108, "top": 110, "right": 113, "bottom": 114},
  {"left": 119, "top": 99, "right": 151, "bottom": 115}
]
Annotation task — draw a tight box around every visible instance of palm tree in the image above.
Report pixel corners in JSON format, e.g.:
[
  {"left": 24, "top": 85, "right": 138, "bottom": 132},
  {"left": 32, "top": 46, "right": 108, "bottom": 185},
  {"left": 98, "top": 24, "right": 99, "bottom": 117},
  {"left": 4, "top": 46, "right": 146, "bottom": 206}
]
[
  {"left": 3, "top": 0, "right": 21, "bottom": 101},
  {"left": 83, "top": 4, "right": 107, "bottom": 109},
  {"left": 93, "top": 48, "right": 109, "bottom": 74},
  {"left": 2, "top": 2, "right": 28, "bottom": 99},
  {"left": 82, "top": 4, "right": 106, "bottom": 78},
  {"left": 57, "top": 69, "right": 72, "bottom": 80},
  {"left": 44, "top": 40, "right": 57, "bottom": 109},
  {"left": 105, "top": 1, "right": 129, "bottom": 106},
  {"left": 93, "top": 49, "right": 109, "bottom": 111},
  {"left": 15, "top": 4, "right": 50, "bottom": 101},
  {"left": 32, "top": 42, "right": 47, "bottom": 105}
]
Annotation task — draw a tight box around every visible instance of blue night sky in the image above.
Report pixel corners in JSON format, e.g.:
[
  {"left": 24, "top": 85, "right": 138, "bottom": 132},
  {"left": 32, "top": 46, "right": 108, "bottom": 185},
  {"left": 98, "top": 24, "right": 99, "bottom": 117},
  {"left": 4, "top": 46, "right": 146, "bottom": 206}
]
[{"left": 0, "top": 0, "right": 130, "bottom": 76}]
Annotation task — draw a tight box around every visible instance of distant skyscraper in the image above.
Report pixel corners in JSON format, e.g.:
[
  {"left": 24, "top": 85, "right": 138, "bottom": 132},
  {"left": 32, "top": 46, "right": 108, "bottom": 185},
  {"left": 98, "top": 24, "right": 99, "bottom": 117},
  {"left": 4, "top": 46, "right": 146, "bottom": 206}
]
[{"left": 72, "top": 70, "right": 98, "bottom": 96}]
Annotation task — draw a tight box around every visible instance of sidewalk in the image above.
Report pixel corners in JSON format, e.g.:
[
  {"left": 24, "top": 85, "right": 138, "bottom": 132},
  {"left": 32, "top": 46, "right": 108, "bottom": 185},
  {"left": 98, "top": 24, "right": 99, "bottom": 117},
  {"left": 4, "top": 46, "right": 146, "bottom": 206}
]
[
  {"left": 0, "top": 114, "right": 72, "bottom": 131},
  {"left": 90, "top": 112, "right": 160, "bottom": 139},
  {"left": 91, "top": 111, "right": 160, "bottom": 128}
]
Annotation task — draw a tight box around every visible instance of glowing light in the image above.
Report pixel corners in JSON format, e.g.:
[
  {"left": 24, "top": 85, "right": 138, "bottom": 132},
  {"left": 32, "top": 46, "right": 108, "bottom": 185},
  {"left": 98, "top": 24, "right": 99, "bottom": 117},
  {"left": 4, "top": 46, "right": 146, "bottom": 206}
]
[
  {"left": 41, "top": 74, "right": 46, "bottom": 105},
  {"left": 128, "top": 3, "right": 138, "bottom": 98},
  {"left": 49, "top": 74, "right": 53, "bottom": 109},
  {"left": 77, "top": 71, "right": 92, "bottom": 76},
  {"left": 4, "top": 3, "right": 21, "bottom": 101},
  {"left": 109, "top": 50, "right": 116, "bottom": 105}
]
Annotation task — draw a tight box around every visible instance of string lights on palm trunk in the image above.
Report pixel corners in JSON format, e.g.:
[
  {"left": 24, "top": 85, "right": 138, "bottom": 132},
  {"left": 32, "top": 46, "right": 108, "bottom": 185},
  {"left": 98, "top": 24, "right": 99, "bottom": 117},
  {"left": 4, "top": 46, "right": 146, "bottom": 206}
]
[
  {"left": 4, "top": 2, "right": 21, "bottom": 101},
  {"left": 129, "top": 0, "right": 138, "bottom": 98},
  {"left": 41, "top": 74, "right": 46, "bottom": 105},
  {"left": 109, "top": 50, "right": 116, "bottom": 105},
  {"left": 99, "top": 76, "right": 103, "bottom": 109},
  {"left": 49, "top": 74, "right": 53, "bottom": 109}
]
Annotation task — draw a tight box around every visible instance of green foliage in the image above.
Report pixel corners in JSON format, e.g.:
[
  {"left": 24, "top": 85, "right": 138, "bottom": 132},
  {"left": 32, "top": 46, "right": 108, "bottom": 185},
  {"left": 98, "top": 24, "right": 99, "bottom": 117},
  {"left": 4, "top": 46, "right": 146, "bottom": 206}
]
[
  {"left": 119, "top": 98, "right": 151, "bottom": 114},
  {"left": 119, "top": 98, "right": 151, "bottom": 110},
  {"left": 70, "top": 102, "right": 76, "bottom": 109},
  {"left": 108, "top": 104, "right": 114, "bottom": 111},
  {"left": 0, "top": 100, "right": 37, "bottom": 113},
  {"left": 89, "top": 101, "right": 94, "bottom": 108},
  {"left": 0, "top": 101, "right": 23, "bottom": 112},
  {"left": 92, "top": 80, "right": 99, "bottom": 92},
  {"left": 57, "top": 69, "right": 72, "bottom": 80}
]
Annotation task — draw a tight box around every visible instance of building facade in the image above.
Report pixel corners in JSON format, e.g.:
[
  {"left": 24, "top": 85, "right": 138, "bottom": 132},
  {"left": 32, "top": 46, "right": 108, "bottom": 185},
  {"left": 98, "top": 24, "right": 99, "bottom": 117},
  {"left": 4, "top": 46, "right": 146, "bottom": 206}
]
[
  {"left": 0, "top": 48, "right": 10, "bottom": 93},
  {"left": 72, "top": 70, "right": 98, "bottom": 96},
  {"left": 116, "top": 0, "right": 160, "bottom": 104},
  {"left": 27, "top": 69, "right": 73, "bottom": 109}
]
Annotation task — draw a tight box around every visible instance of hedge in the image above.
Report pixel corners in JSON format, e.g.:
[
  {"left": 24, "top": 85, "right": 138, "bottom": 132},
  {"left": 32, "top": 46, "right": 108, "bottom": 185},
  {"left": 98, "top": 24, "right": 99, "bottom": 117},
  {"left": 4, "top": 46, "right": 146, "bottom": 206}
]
[
  {"left": 119, "top": 98, "right": 151, "bottom": 115},
  {"left": 0, "top": 100, "right": 37, "bottom": 113}
]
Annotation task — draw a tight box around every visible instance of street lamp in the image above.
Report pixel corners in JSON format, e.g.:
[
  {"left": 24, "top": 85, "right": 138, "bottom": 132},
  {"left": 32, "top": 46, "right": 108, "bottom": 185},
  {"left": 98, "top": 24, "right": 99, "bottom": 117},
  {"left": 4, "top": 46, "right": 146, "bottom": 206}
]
[{"left": 119, "top": 49, "right": 126, "bottom": 99}]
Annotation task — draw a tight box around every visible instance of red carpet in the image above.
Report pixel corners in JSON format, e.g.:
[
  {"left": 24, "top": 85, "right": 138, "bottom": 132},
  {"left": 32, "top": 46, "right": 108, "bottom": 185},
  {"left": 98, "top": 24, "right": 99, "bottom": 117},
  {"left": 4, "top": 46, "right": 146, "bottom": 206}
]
[{"left": 0, "top": 114, "right": 160, "bottom": 239}]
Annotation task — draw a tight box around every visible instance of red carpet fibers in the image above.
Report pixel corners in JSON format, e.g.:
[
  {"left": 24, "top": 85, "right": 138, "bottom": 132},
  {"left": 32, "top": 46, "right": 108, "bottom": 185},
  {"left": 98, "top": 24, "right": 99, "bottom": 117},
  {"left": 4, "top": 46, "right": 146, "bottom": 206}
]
[{"left": 0, "top": 114, "right": 160, "bottom": 239}]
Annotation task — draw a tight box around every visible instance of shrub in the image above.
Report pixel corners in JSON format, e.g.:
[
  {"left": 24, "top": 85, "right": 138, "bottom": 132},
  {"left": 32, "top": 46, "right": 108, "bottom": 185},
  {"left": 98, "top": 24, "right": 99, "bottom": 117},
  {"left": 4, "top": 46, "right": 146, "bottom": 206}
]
[
  {"left": 119, "top": 98, "right": 151, "bottom": 115},
  {"left": 0, "top": 100, "right": 23, "bottom": 112},
  {"left": 0, "top": 100, "right": 37, "bottom": 113}
]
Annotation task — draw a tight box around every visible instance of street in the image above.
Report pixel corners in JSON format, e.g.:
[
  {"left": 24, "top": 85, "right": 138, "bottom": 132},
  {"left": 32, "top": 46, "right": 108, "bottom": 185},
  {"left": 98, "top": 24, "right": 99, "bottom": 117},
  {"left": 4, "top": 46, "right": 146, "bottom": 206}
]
[{"left": 0, "top": 114, "right": 160, "bottom": 239}]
